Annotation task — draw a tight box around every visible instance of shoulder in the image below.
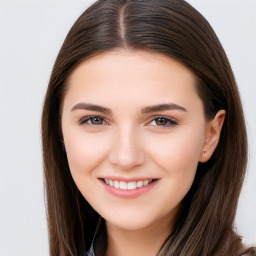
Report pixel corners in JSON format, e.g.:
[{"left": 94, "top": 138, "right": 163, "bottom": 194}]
[{"left": 241, "top": 247, "right": 256, "bottom": 256}]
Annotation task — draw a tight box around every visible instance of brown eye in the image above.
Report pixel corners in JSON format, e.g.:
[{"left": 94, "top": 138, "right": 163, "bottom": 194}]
[
  {"left": 155, "top": 117, "right": 169, "bottom": 126},
  {"left": 79, "top": 116, "right": 106, "bottom": 126},
  {"left": 148, "top": 116, "right": 178, "bottom": 128},
  {"left": 90, "top": 116, "right": 104, "bottom": 125}
]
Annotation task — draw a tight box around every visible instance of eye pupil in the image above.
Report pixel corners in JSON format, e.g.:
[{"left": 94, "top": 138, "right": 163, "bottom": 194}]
[
  {"left": 156, "top": 118, "right": 168, "bottom": 125},
  {"left": 91, "top": 117, "right": 103, "bottom": 124}
]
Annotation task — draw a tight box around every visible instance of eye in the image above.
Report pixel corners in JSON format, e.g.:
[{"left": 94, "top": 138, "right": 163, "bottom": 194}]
[
  {"left": 79, "top": 116, "right": 106, "bottom": 126},
  {"left": 148, "top": 116, "right": 178, "bottom": 128}
]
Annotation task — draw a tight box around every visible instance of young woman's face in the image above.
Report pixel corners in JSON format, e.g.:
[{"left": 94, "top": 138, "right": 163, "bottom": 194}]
[{"left": 61, "top": 50, "right": 210, "bottom": 232}]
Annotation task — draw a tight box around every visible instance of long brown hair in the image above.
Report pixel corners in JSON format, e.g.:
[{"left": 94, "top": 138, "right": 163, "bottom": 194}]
[{"left": 41, "top": 0, "right": 248, "bottom": 255}]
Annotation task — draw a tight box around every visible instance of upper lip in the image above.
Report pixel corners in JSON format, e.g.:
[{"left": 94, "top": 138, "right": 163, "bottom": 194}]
[{"left": 99, "top": 176, "right": 159, "bottom": 182}]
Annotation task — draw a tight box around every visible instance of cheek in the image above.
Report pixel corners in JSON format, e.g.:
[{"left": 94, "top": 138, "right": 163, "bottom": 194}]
[
  {"left": 144, "top": 127, "right": 205, "bottom": 212},
  {"left": 64, "top": 130, "right": 111, "bottom": 176},
  {"left": 146, "top": 126, "right": 205, "bottom": 176}
]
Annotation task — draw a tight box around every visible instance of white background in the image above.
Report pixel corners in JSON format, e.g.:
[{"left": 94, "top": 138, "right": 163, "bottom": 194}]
[{"left": 0, "top": 0, "right": 255, "bottom": 255}]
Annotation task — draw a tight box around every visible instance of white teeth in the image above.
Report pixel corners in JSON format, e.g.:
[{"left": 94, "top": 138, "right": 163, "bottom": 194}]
[
  {"left": 114, "top": 180, "right": 119, "bottom": 189},
  {"left": 103, "top": 179, "right": 154, "bottom": 190},
  {"left": 143, "top": 180, "right": 149, "bottom": 186},
  {"left": 127, "top": 181, "right": 137, "bottom": 190},
  {"left": 109, "top": 180, "right": 114, "bottom": 187},
  {"left": 136, "top": 181, "right": 143, "bottom": 188},
  {"left": 119, "top": 181, "right": 128, "bottom": 190}
]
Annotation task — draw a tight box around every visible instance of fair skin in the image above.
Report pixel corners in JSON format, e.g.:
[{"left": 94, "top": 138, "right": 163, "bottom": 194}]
[{"left": 61, "top": 50, "right": 225, "bottom": 256}]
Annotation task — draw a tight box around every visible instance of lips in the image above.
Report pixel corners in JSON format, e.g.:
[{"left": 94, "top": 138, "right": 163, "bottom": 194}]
[
  {"left": 103, "top": 178, "right": 154, "bottom": 190},
  {"left": 99, "top": 177, "right": 159, "bottom": 198}
]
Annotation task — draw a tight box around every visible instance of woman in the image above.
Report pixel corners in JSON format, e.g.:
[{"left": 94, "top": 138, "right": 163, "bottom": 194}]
[{"left": 41, "top": 0, "right": 255, "bottom": 255}]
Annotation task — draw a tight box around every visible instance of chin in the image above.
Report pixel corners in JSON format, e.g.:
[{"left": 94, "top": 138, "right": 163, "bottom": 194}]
[
  {"left": 102, "top": 207, "right": 172, "bottom": 232},
  {"left": 107, "top": 217, "right": 155, "bottom": 231}
]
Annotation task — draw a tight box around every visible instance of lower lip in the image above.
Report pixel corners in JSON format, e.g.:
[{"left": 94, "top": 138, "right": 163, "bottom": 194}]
[{"left": 99, "top": 179, "right": 160, "bottom": 199}]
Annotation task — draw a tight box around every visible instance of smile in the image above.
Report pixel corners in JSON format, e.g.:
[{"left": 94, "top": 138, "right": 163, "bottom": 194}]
[
  {"left": 100, "top": 178, "right": 159, "bottom": 198},
  {"left": 103, "top": 179, "right": 155, "bottom": 190}
]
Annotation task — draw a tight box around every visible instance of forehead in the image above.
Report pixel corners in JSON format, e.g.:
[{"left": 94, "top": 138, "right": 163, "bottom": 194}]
[{"left": 63, "top": 49, "right": 200, "bottom": 111}]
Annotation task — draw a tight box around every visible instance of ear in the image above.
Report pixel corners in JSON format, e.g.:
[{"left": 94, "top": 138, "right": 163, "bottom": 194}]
[{"left": 199, "top": 110, "right": 226, "bottom": 163}]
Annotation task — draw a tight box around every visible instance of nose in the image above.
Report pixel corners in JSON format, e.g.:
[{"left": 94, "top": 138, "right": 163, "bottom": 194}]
[{"left": 108, "top": 126, "right": 145, "bottom": 171}]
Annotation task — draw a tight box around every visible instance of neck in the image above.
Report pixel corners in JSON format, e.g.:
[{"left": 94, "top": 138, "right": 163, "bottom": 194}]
[{"left": 105, "top": 211, "right": 177, "bottom": 256}]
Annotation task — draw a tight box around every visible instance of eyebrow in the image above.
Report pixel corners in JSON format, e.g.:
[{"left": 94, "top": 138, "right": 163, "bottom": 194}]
[
  {"left": 141, "top": 103, "right": 187, "bottom": 113},
  {"left": 71, "top": 103, "right": 113, "bottom": 115},
  {"left": 71, "top": 102, "right": 187, "bottom": 114}
]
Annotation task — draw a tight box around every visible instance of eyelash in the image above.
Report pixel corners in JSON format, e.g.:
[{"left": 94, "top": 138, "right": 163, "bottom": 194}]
[
  {"left": 147, "top": 116, "right": 178, "bottom": 128},
  {"left": 78, "top": 116, "right": 107, "bottom": 127},
  {"left": 78, "top": 115, "right": 178, "bottom": 129}
]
